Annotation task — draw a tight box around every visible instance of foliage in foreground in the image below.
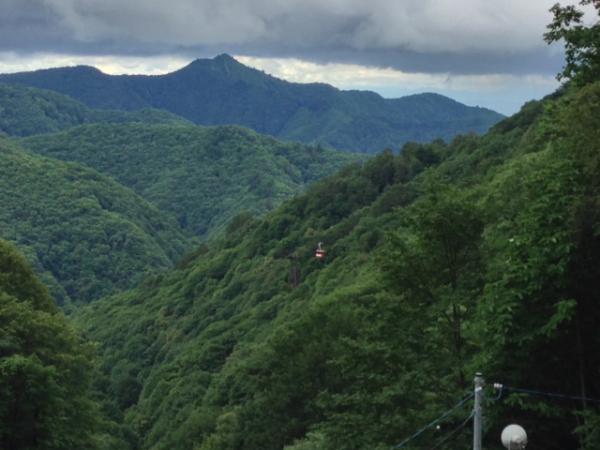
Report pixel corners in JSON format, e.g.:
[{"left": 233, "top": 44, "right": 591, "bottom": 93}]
[
  {"left": 77, "top": 81, "right": 600, "bottom": 450},
  {"left": 0, "top": 239, "right": 101, "bottom": 449},
  {"left": 545, "top": 0, "right": 600, "bottom": 85}
]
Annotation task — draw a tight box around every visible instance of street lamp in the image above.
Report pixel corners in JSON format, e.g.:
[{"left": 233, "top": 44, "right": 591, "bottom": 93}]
[{"left": 501, "top": 424, "right": 527, "bottom": 450}]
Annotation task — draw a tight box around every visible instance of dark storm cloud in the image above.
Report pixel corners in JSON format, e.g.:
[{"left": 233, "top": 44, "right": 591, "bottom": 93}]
[
  {"left": 0, "top": 0, "right": 65, "bottom": 51},
  {"left": 229, "top": 46, "right": 565, "bottom": 76},
  {"left": 0, "top": 0, "right": 566, "bottom": 75}
]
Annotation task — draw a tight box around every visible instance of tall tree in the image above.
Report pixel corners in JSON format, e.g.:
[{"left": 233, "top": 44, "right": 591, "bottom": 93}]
[{"left": 381, "top": 185, "right": 484, "bottom": 388}]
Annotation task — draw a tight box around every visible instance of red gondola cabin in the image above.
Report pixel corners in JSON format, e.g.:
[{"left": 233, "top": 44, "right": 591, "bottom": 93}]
[{"left": 315, "top": 242, "right": 326, "bottom": 260}]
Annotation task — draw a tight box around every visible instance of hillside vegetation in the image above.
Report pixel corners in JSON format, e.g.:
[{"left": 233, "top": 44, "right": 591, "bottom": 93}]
[
  {"left": 22, "top": 123, "right": 364, "bottom": 237},
  {"left": 0, "top": 138, "right": 189, "bottom": 304},
  {"left": 1, "top": 55, "right": 503, "bottom": 152},
  {"left": 76, "top": 79, "right": 600, "bottom": 450},
  {"left": 0, "top": 83, "right": 187, "bottom": 137}
]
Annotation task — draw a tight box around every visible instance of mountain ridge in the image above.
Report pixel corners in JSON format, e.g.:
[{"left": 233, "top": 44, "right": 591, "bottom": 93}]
[
  {"left": 0, "top": 54, "right": 504, "bottom": 152},
  {"left": 0, "top": 82, "right": 189, "bottom": 137}
]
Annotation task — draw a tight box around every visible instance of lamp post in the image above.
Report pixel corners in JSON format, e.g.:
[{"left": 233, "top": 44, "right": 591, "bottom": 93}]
[{"left": 473, "top": 373, "right": 484, "bottom": 450}]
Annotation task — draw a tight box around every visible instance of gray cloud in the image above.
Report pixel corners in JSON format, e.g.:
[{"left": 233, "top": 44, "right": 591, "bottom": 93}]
[{"left": 0, "top": 0, "right": 569, "bottom": 75}]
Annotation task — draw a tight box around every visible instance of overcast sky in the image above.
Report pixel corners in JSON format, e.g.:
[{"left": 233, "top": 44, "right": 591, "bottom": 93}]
[{"left": 0, "top": 0, "right": 590, "bottom": 114}]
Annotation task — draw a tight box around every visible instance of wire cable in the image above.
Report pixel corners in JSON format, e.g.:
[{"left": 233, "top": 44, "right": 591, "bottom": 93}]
[
  {"left": 427, "top": 411, "right": 474, "bottom": 450},
  {"left": 390, "top": 393, "right": 474, "bottom": 449},
  {"left": 494, "top": 384, "right": 600, "bottom": 404}
]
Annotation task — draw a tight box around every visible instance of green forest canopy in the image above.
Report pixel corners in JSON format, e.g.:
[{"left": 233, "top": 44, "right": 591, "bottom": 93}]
[
  {"left": 21, "top": 123, "right": 365, "bottom": 238},
  {"left": 75, "top": 78, "right": 600, "bottom": 450},
  {"left": 2, "top": 118, "right": 361, "bottom": 304},
  {"left": 0, "top": 137, "right": 189, "bottom": 304}
]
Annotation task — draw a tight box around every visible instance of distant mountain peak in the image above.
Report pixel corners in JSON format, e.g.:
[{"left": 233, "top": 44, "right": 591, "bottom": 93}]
[
  {"left": 174, "top": 54, "right": 253, "bottom": 83},
  {"left": 212, "top": 53, "right": 247, "bottom": 71},
  {"left": 213, "top": 53, "right": 236, "bottom": 62},
  {"left": 183, "top": 54, "right": 241, "bottom": 70},
  {"left": 71, "top": 65, "right": 103, "bottom": 73}
]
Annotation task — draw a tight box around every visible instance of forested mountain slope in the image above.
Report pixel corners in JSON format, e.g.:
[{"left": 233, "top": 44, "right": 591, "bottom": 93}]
[
  {"left": 21, "top": 123, "right": 364, "bottom": 237},
  {"left": 0, "top": 55, "right": 503, "bottom": 152},
  {"left": 76, "top": 80, "right": 600, "bottom": 450},
  {"left": 0, "top": 83, "right": 187, "bottom": 137},
  {"left": 0, "top": 138, "right": 189, "bottom": 304}
]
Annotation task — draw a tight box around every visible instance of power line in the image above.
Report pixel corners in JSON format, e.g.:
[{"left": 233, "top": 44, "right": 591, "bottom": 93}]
[
  {"left": 427, "top": 411, "right": 474, "bottom": 450},
  {"left": 389, "top": 380, "right": 600, "bottom": 450},
  {"left": 493, "top": 383, "right": 600, "bottom": 404},
  {"left": 390, "top": 393, "right": 474, "bottom": 449}
]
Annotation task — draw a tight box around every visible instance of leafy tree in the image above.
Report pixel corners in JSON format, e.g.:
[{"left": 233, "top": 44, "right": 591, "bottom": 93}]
[
  {"left": 381, "top": 185, "right": 484, "bottom": 388},
  {"left": 0, "top": 239, "right": 101, "bottom": 450},
  {"left": 545, "top": 0, "right": 600, "bottom": 84}
]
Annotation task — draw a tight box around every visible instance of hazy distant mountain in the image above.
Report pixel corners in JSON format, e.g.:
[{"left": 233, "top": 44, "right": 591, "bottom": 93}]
[{"left": 0, "top": 54, "right": 503, "bottom": 152}]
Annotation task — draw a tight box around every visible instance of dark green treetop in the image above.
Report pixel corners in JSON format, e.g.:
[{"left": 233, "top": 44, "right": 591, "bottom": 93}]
[{"left": 545, "top": 0, "right": 600, "bottom": 84}]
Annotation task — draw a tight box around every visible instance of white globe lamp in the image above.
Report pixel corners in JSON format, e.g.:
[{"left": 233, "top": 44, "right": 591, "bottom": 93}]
[{"left": 501, "top": 424, "right": 527, "bottom": 450}]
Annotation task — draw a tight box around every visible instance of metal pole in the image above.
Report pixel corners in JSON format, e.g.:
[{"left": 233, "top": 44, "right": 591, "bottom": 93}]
[{"left": 474, "top": 372, "right": 484, "bottom": 450}]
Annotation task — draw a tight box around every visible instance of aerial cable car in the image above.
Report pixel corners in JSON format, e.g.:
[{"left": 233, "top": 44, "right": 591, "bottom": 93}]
[{"left": 315, "top": 241, "right": 326, "bottom": 260}]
